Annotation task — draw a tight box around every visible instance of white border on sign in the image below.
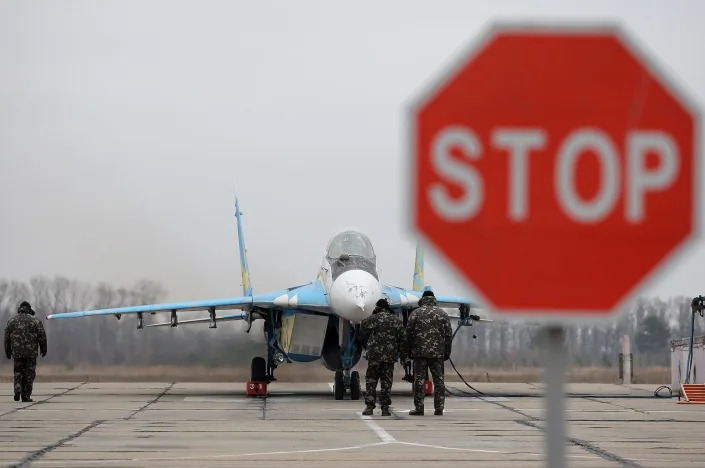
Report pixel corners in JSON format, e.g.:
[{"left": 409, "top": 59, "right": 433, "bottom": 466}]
[{"left": 406, "top": 20, "right": 703, "bottom": 323}]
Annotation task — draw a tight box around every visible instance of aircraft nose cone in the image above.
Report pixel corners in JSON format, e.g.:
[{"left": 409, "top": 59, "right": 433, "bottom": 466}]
[{"left": 329, "top": 270, "right": 382, "bottom": 323}]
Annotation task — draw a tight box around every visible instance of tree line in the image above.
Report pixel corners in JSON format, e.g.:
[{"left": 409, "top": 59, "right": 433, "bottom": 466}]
[
  {"left": 0, "top": 275, "right": 697, "bottom": 368},
  {"left": 454, "top": 296, "right": 696, "bottom": 368},
  {"left": 0, "top": 276, "right": 262, "bottom": 367}
]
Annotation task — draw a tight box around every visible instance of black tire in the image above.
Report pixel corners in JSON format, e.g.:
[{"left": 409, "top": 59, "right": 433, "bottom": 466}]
[
  {"left": 251, "top": 357, "right": 267, "bottom": 382},
  {"left": 350, "top": 371, "right": 361, "bottom": 400},
  {"left": 334, "top": 370, "right": 345, "bottom": 400}
]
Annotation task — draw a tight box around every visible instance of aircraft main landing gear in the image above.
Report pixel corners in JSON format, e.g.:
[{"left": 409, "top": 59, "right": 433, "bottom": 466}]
[
  {"left": 251, "top": 357, "right": 267, "bottom": 381},
  {"left": 350, "top": 371, "right": 361, "bottom": 400},
  {"left": 333, "top": 369, "right": 361, "bottom": 400},
  {"left": 334, "top": 371, "right": 344, "bottom": 400},
  {"left": 247, "top": 357, "right": 269, "bottom": 396}
]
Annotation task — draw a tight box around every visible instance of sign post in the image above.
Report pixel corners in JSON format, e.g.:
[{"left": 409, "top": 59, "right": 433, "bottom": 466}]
[
  {"left": 409, "top": 24, "right": 700, "bottom": 466},
  {"left": 544, "top": 326, "right": 566, "bottom": 467}
]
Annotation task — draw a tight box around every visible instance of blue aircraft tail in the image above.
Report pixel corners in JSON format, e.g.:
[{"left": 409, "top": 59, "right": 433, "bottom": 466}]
[
  {"left": 234, "top": 196, "right": 253, "bottom": 297},
  {"left": 412, "top": 244, "right": 425, "bottom": 292}
]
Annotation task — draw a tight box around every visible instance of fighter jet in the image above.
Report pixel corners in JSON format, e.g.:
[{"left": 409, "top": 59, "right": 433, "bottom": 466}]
[{"left": 47, "top": 195, "right": 481, "bottom": 399}]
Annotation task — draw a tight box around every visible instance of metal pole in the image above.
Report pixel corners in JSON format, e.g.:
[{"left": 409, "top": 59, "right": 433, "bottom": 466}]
[
  {"left": 544, "top": 325, "right": 566, "bottom": 468},
  {"left": 621, "top": 335, "right": 631, "bottom": 385}
]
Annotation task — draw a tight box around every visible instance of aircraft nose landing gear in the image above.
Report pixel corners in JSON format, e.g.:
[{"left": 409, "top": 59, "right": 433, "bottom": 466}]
[{"left": 334, "top": 369, "right": 361, "bottom": 400}]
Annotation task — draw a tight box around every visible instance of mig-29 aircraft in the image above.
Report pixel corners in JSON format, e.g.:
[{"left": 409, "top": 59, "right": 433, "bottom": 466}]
[{"left": 47, "top": 195, "right": 482, "bottom": 399}]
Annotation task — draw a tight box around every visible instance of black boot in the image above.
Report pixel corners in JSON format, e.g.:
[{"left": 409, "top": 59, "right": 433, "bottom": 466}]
[
  {"left": 381, "top": 407, "right": 391, "bottom": 416},
  {"left": 13, "top": 392, "right": 20, "bottom": 402},
  {"left": 434, "top": 409, "right": 443, "bottom": 416},
  {"left": 409, "top": 407, "right": 424, "bottom": 416},
  {"left": 362, "top": 405, "right": 374, "bottom": 416},
  {"left": 21, "top": 396, "right": 32, "bottom": 402}
]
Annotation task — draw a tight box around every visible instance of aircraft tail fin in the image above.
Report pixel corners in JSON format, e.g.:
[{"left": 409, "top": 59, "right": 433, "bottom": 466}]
[
  {"left": 412, "top": 244, "right": 425, "bottom": 292},
  {"left": 234, "top": 194, "right": 253, "bottom": 297}
]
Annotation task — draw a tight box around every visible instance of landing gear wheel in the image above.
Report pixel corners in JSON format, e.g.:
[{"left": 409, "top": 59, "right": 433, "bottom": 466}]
[
  {"left": 334, "top": 370, "right": 345, "bottom": 400},
  {"left": 350, "top": 371, "right": 361, "bottom": 400},
  {"left": 251, "top": 357, "right": 267, "bottom": 382}
]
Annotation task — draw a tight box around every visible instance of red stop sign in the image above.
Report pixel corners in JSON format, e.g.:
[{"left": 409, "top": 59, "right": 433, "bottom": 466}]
[{"left": 411, "top": 25, "right": 700, "bottom": 316}]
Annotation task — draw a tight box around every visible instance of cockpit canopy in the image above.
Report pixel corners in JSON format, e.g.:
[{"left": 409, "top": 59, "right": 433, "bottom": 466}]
[
  {"left": 326, "top": 231, "right": 376, "bottom": 260},
  {"left": 326, "top": 231, "right": 378, "bottom": 280}
]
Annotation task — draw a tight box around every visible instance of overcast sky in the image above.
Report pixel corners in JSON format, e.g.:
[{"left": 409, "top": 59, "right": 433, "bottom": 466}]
[{"left": 1, "top": 1, "right": 703, "bottom": 313}]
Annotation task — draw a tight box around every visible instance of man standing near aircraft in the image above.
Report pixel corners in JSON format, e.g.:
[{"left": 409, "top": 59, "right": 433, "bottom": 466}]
[
  {"left": 4, "top": 301, "right": 47, "bottom": 402},
  {"left": 360, "top": 297, "right": 406, "bottom": 416},
  {"left": 406, "top": 290, "right": 452, "bottom": 416}
]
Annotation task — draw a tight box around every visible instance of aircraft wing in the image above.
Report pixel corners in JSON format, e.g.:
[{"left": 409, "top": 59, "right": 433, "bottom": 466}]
[
  {"left": 46, "top": 280, "right": 330, "bottom": 323},
  {"left": 145, "top": 311, "right": 249, "bottom": 328},
  {"left": 382, "top": 285, "right": 475, "bottom": 310},
  {"left": 382, "top": 285, "right": 490, "bottom": 322},
  {"left": 46, "top": 297, "right": 254, "bottom": 319}
]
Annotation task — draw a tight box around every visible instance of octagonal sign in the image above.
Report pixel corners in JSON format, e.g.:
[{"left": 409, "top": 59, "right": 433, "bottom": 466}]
[{"left": 410, "top": 24, "right": 700, "bottom": 317}]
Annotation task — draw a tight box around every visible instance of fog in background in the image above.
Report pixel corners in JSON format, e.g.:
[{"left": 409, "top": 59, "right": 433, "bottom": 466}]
[{"left": 1, "top": 1, "right": 704, "bottom": 368}]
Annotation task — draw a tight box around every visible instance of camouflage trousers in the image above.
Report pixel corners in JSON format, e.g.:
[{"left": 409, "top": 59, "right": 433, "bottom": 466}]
[
  {"left": 413, "top": 358, "right": 445, "bottom": 411},
  {"left": 365, "top": 361, "right": 394, "bottom": 409},
  {"left": 13, "top": 357, "right": 36, "bottom": 398}
]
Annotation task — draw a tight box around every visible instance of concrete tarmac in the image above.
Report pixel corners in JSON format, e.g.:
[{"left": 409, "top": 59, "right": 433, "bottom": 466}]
[{"left": 0, "top": 381, "right": 702, "bottom": 467}]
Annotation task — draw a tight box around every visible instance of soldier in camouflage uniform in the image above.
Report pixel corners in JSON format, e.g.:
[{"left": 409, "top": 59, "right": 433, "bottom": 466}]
[
  {"left": 360, "top": 297, "right": 406, "bottom": 416},
  {"left": 4, "top": 301, "right": 47, "bottom": 402},
  {"left": 406, "top": 290, "right": 452, "bottom": 416}
]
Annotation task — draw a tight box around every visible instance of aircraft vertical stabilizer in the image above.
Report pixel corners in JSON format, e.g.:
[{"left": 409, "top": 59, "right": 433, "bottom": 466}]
[
  {"left": 234, "top": 195, "right": 253, "bottom": 297},
  {"left": 412, "top": 244, "right": 425, "bottom": 292}
]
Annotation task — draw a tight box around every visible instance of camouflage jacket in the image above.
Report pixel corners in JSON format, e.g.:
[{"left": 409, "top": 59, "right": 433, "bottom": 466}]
[
  {"left": 4, "top": 312, "right": 48, "bottom": 359},
  {"left": 360, "top": 307, "right": 406, "bottom": 363},
  {"left": 407, "top": 296, "right": 452, "bottom": 359}
]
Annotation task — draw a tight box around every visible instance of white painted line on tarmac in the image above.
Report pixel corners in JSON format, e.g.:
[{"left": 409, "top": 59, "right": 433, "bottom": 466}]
[
  {"left": 41, "top": 451, "right": 705, "bottom": 466},
  {"left": 34, "top": 442, "right": 391, "bottom": 464},
  {"left": 398, "top": 441, "right": 522, "bottom": 455},
  {"left": 397, "top": 441, "right": 599, "bottom": 460},
  {"left": 31, "top": 425, "right": 612, "bottom": 466},
  {"left": 358, "top": 412, "right": 396, "bottom": 442}
]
